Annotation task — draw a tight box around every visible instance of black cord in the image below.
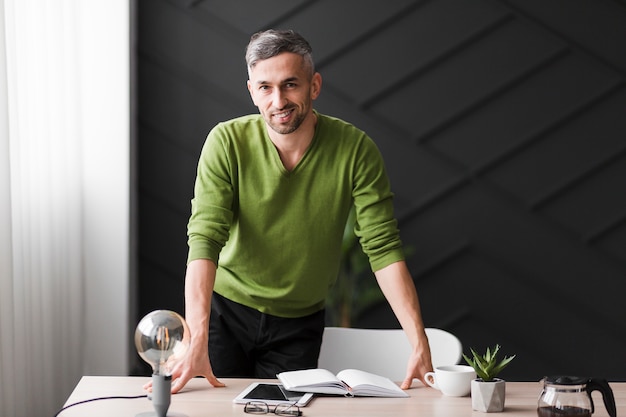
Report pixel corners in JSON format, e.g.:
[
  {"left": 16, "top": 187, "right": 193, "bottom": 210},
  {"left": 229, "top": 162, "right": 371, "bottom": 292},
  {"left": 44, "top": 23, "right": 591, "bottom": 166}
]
[{"left": 54, "top": 394, "right": 148, "bottom": 416}]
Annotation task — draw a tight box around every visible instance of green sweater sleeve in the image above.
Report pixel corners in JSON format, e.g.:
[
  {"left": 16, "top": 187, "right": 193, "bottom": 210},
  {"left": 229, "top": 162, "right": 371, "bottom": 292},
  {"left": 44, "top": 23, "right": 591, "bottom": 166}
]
[
  {"left": 351, "top": 131, "right": 405, "bottom": 272},
  {"left": 187, "top": 123, "right": 236, "bottom": 264}
]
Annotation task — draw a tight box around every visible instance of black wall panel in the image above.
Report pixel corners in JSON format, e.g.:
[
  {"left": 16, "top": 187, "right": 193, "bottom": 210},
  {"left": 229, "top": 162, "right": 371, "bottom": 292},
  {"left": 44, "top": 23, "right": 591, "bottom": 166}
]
[{"left": 134, "top": 0, "right": 626, "bottom": 380}]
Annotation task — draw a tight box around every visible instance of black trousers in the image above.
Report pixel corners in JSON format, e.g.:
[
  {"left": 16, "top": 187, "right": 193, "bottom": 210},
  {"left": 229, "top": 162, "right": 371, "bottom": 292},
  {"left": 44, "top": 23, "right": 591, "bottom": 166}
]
[{"left": 209, "top": 292, "right": 326, "bottom": 378}]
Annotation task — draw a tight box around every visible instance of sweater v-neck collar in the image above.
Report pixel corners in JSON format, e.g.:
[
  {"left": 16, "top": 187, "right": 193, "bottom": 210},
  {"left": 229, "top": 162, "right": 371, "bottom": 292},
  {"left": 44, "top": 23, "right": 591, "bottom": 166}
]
[{"left": 266, "top": 111, "right": 321, "bottom": 176}]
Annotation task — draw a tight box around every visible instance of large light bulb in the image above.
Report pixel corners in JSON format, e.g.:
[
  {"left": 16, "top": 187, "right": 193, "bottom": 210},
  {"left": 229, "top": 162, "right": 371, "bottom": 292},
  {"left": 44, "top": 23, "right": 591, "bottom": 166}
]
[{"left": 135, "top": 310, "right": 190, "bottom": 417}]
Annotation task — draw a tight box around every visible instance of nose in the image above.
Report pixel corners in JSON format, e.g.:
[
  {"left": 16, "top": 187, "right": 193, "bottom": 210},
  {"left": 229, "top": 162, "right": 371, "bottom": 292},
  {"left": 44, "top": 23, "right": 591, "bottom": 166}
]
[{"left": 271, "top": 89, "right": 288, "bottom": 109}]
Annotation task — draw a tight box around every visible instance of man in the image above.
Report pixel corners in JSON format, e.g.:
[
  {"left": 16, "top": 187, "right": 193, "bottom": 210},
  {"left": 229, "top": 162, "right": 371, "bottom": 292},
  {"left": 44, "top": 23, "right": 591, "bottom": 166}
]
[{"left": 164, "top": 29, "right": 433, "bottom": 393}]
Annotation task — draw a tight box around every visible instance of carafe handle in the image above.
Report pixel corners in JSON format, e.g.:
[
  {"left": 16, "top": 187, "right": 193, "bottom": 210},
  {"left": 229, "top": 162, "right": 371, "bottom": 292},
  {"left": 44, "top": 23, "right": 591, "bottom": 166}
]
[{"left": 586, "top": 378, "right": 616, "bottom": 417}]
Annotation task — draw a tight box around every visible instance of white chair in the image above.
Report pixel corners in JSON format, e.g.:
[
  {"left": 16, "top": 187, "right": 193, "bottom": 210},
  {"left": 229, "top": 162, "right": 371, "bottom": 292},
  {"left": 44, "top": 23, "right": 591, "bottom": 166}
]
[{"left": 317, "top": 327, "right": 462, "bottom": 382}]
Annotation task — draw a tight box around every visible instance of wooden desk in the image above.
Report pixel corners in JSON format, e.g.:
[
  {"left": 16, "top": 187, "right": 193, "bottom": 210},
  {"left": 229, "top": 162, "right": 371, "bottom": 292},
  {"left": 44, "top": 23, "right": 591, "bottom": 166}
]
[{"left": 60, "top": 377, "right": 624, "bottom": 417}]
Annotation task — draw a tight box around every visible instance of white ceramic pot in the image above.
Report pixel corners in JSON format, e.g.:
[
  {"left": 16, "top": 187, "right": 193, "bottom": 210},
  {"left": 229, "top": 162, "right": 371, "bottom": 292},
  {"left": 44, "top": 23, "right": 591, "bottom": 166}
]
[{"left": 471, "top": 378, "right": 506, "bottom": 412}]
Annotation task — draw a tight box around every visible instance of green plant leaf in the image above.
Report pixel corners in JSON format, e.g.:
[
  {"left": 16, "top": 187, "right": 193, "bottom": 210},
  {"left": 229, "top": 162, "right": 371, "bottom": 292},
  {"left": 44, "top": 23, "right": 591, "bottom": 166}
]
[{"left": 463, "top": 344, "right": 515, "bottom": 382}]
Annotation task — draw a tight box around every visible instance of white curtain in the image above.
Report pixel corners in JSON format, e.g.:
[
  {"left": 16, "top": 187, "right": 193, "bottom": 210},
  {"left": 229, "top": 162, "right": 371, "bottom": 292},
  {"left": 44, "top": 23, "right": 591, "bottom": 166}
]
[{"left": 0, "top": 1, "right": 129, "bottom": 416}]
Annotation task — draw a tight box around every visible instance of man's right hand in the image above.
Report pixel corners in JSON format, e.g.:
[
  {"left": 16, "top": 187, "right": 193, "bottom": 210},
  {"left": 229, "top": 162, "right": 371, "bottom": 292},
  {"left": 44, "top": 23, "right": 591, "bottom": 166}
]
[
  {"left": 142, "top": 344, "right": 225, "bottom": 394},
  {"left": 171, "top": 343, "right": 225, "bottom": 393}
]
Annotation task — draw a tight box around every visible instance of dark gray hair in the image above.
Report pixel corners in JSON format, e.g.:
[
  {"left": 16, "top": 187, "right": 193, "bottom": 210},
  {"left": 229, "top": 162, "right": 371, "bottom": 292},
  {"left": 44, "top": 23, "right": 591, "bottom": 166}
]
[{"left": 245, "top": 29, "right": 315, "bottom": 77}]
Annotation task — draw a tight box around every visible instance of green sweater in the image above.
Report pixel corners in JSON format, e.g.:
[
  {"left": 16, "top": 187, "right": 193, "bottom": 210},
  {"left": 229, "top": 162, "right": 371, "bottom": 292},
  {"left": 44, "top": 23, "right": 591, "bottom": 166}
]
[{"left": 187, "top": 111, "right": 404, "bottom": 317}]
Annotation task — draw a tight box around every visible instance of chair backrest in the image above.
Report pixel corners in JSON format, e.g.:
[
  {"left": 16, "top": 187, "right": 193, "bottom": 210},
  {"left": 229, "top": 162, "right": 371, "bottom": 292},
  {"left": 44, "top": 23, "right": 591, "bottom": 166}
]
[{"left": 317, "top": 327, "right": 462, "bottom": 382}]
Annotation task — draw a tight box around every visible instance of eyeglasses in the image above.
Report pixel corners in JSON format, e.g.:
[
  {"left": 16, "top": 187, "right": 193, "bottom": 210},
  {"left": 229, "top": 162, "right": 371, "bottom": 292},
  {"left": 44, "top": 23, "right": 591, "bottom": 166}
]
[{"left": 244, "top": 401, "right": 302, "bottom": 416}]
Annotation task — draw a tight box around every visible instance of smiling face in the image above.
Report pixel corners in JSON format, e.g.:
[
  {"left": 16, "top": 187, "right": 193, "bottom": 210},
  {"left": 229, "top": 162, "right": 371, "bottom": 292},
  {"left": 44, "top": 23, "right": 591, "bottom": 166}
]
[{"left": 247, "top": 52, "right": 321, "bottom": 136}]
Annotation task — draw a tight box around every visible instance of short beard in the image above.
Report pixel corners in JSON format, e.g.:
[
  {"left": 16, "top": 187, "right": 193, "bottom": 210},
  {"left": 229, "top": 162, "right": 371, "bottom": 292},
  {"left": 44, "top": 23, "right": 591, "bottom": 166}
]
[{"left": 266, "top": 110, "right": 306, "bottom": 135}]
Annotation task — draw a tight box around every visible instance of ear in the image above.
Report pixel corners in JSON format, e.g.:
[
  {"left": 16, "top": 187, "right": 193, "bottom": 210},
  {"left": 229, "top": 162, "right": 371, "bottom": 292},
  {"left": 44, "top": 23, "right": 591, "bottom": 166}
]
[
  {"left": 247, "top": 79, "right": 258, "bottom": 106},
  {"left": 310, "top": 72, "right": 322, "bottom": 100}
]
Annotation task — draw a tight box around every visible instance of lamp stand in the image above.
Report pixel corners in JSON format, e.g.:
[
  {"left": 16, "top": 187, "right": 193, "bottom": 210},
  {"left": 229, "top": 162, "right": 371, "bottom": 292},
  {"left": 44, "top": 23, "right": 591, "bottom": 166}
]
[{"left": 136, "top": 374, "right": 187, "bottom": 417}]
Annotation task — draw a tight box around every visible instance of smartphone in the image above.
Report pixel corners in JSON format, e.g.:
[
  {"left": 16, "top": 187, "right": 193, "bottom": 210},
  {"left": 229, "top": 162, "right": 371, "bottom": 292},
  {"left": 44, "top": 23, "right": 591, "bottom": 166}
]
[{"left": 233, "top": 382, "right": 314, "bottom": 406}]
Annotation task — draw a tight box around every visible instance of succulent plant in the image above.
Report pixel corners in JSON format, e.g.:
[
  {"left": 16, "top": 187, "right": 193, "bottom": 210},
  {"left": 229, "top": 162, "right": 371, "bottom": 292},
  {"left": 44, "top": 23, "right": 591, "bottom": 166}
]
[{"left": 463, "top": 344, "right": 515, "bottom": 382}]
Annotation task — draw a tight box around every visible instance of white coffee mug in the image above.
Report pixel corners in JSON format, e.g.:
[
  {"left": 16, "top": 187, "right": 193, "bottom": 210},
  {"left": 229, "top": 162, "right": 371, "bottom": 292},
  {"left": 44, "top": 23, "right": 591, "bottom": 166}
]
[{"left": 424, "top": 365, "right": 476, "bottom": 397}]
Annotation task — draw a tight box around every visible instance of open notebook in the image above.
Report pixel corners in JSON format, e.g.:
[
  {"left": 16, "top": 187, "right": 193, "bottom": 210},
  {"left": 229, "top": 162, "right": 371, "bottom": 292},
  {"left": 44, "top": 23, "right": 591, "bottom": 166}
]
[{"left": 277, "top": 368, "right": 408, "bottom": 398}]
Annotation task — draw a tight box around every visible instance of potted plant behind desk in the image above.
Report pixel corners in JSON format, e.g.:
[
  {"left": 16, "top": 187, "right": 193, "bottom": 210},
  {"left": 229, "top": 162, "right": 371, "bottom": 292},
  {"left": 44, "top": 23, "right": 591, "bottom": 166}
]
[{"left": 463, "top": 345, "right": 515, "bottom": 413}]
